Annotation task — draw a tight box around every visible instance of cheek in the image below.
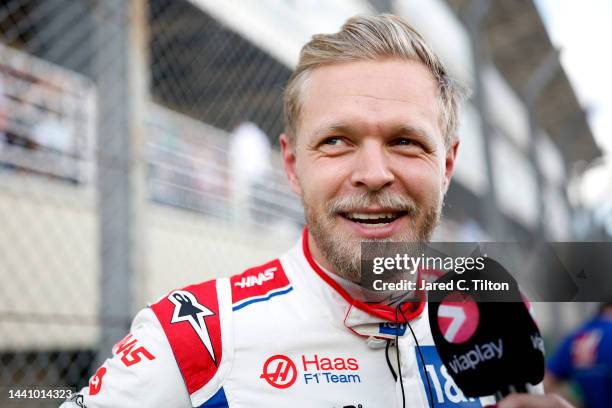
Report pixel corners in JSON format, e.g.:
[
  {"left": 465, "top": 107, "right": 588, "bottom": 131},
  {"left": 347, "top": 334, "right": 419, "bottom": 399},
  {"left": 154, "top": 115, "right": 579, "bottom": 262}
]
[
  {"left": 298, "top": 158, "right": 347, "bottom": 200},
  {"left": 396, "top": 160, "right": 444, "bottom": 202}
]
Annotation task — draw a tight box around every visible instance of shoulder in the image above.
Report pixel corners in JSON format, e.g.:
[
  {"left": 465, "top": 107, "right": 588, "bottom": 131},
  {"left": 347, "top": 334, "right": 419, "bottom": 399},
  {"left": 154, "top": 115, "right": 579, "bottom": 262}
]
[
  {"left": 149, "top": 257, "right": 292, "bottom": 404},
  {"left": 150, "top": 278, "right": 232, "bottom": 406},
  {"left": 229, "top": 258, "right": 293, "bottom": 312}
]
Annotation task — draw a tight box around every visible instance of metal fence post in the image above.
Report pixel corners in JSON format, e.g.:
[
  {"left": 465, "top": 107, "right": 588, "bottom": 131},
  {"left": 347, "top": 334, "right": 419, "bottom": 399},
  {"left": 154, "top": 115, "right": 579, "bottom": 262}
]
[
  {"left": 96, "top": 0, "right": 149, "bottom": 367},
  {"left": 462, "top": 0, "right": 506, "bottom": 240},
  {"left": 521, "top": 49, "right": 561, "bottom": 239}
]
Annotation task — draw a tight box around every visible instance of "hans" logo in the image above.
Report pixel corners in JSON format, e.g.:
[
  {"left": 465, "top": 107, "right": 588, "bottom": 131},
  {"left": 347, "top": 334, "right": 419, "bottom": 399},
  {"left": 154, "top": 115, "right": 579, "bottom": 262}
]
[{"left": 234, "top": 267, "right": 276, "bottom": 288}]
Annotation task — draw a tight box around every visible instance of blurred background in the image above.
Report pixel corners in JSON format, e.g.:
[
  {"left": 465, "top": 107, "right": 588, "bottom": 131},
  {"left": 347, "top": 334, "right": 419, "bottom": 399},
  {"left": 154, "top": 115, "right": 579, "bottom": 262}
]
[{"left": 0, "top": 0, "right": 610, "bottom": 406}]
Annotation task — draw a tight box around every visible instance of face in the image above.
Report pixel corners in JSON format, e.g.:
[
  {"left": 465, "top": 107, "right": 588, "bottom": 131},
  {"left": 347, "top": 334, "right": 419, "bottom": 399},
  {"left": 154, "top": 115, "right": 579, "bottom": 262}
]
[{"left": 281, "top": 59, "right": 458, "bottom": 282}]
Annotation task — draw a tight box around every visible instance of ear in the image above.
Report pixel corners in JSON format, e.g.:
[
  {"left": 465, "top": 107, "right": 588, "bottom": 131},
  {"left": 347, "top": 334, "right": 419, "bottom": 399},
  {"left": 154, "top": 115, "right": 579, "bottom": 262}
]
[
  {"left": 442, "top": 137, "right": 459, "bottom": 193},
  {"left": 280, "top": 133, "right": 302, "bottom": 197}
]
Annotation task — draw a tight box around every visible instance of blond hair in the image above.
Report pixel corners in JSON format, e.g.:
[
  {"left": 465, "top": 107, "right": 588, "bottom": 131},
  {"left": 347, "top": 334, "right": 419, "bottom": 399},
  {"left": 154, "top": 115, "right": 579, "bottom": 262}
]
[{"left": 283, "top": 14, "right": 469, "bottom": 145}]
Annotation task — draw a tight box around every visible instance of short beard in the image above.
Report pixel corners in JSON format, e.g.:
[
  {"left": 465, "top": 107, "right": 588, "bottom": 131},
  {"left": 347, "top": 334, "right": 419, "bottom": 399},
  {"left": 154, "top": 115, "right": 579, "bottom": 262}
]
[{"left": 303, "top": 190, "right": 443, "bottom": 283}]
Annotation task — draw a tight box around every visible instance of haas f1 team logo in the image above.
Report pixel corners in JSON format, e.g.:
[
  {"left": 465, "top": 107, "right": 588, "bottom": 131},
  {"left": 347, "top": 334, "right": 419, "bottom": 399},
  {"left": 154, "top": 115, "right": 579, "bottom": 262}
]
[
  {"left": 260, "top": 355, "right": 297, "bottom": 389},
  {"left": 169, "top": 290, "right": 217, "bottom": 365}
]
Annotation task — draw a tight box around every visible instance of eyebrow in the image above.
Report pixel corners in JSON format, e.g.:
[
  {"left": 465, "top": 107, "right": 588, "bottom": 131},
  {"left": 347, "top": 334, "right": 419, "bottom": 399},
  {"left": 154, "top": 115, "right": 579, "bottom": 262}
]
[
  {"left": 311, "top": 121, "right": 434, "bottom": 141},
  {"left": 311, "top": 122, "right": 358, "bottom": 137}
]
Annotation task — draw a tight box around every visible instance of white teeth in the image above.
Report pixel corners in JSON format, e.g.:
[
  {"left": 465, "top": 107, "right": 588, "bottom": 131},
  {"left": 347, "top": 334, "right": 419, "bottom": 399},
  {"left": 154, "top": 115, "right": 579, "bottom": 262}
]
[{"left": 345, "top": 212, "right": 397, "bottom": 220}]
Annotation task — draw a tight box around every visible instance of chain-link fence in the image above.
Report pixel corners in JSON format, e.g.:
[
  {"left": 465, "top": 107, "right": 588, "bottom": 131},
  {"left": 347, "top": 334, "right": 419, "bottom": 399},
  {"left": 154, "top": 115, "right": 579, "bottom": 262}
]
[{"left": 0, "top": 1, "right": 303, "bottom": 405}]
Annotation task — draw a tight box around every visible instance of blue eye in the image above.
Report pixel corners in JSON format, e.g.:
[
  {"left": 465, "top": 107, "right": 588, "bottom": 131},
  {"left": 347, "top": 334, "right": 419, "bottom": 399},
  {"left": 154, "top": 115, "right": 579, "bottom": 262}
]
[
  {"left": 394, "top": 138, "right": 414, "bottom": 146},
  {"left": 322, "top": 137, "right": 342, "bottom": 145}
]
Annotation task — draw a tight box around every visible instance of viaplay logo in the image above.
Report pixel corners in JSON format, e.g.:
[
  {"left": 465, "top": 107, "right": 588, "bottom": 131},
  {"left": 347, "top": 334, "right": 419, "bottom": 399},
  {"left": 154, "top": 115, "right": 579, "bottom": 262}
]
[
  {"left": 261, "top": 354, "right": 361, "bottom": 389},
  {"left": 437, "top": 292, "right": 479, "bottom": 344}
]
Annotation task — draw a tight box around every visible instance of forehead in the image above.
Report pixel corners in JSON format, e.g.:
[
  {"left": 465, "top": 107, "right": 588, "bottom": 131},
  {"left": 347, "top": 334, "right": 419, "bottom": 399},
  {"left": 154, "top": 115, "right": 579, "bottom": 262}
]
[{"left": 299, "top": 59, "right": 440, "bottom": 139}]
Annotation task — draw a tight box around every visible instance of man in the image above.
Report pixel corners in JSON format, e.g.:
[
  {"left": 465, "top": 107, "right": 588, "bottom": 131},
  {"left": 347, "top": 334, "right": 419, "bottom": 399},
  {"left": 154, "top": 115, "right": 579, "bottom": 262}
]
[
  {"left": 544, "top": 302, "right": 612, "bottom": 408},
  {"left": 62, "top": 14, "right": 571, "bottom": 408}
]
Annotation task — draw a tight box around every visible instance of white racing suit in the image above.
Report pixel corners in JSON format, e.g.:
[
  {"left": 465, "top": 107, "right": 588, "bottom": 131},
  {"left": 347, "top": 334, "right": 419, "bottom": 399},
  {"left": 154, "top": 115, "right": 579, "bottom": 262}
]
[{"left": 61, "top": 228, "right": 494, "bottom": 407}]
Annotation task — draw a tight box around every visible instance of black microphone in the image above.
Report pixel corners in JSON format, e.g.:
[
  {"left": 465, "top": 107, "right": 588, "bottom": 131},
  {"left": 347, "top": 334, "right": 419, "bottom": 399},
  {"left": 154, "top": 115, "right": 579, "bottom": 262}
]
[{"left": 427, "top": 257, "right": 545, "bottom": 400}]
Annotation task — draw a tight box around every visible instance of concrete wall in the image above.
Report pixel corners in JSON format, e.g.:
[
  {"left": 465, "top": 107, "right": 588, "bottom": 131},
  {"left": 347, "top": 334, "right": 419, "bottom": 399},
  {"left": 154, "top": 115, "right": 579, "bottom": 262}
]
[{"left": 0, "top": 171, "right": 299, "bottom": 350}]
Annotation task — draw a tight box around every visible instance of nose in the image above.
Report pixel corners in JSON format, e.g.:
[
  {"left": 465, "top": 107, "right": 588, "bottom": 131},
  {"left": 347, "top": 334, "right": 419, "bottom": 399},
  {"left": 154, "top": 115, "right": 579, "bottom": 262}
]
[{"left": 349, "top": 141, "right": 394, "bottom": 191}]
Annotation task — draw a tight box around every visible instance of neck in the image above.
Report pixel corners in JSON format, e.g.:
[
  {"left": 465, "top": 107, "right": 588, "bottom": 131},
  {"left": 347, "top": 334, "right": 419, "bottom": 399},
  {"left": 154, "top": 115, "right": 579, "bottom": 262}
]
[
  {"left": 307, "top": 230, "right": 348, "bottom": 280},
  {"left": 301, "top": 226, "right": 426, "bottom": 322}
]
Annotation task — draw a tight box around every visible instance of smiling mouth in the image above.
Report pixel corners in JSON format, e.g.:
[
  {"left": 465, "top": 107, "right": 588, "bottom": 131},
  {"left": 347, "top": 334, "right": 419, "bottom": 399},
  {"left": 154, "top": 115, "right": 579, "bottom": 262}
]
[{"left": 339, "top": 211, "right": 407, "bottom": 225}]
